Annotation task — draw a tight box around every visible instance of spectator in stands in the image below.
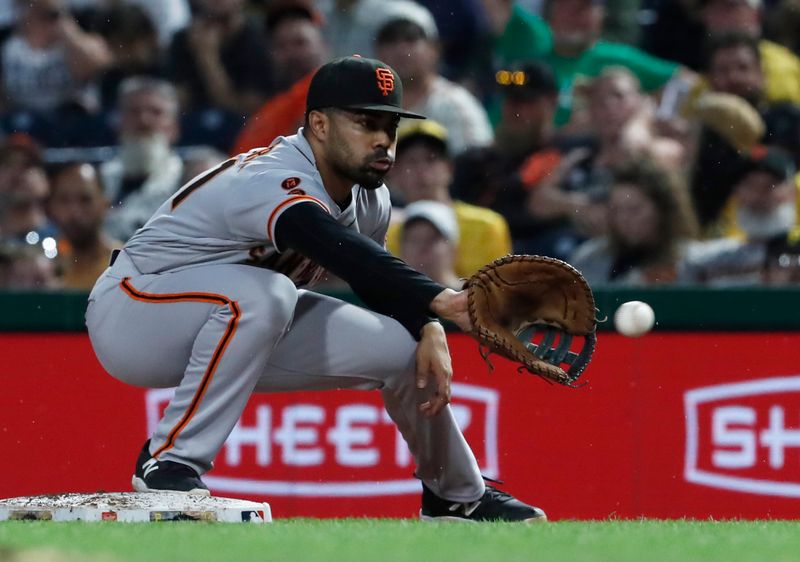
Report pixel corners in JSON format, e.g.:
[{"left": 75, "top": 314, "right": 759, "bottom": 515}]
[
  {"left": 48, "top": 161, "right": 119, "bottom": 290},
  {"left": 459, "top": 60, "right": 575, "bottom": 257},
  {"left": 0, "top": 0, "right": 111, "bottom": 114},
  {"left": 705, "top": 32, "right": 800, "bottom": 156},
  {"left": 517, "top": 67, "right": 684, "bottom": 258},
  {"left": 93, "top": 3, "right": 164, "bottom": 110},
  {"left": 681, "top": 146, "right": 800, "bottom": 285},
  {"left": 375, "top": 17, "right": 493, "bottom": 155},
  {"left": 578, "top": 67, "right": 685, "bottom": 170},
  {"left": 386, "top": 120, "right": 511, "bottom": 277},
  {"left": 541, "top": 0, "right": 687, "bottom": 128},
  {"left": 267, "top": 7, "right": 327, "bottom": 94},
  {"left": 479, "top": 0, "right": 552, "bottom": 68},
  {"left": 690, "top": 35, "right": 800, "bottom": 232},
  {"left": 415, "top": 0, "right": 488, "bottom": 81},
  {"left": 0, "top": 243, "right": 60, "bottom": 289},
  {"left": 0, "top": 136, "right": 57, "bottom": 245},
  {"left": 100, "top": 77, "right": 183, "bottom": 242},
  {"left": 0, "top": 164, "right": 54, "bottom": 243},
  {"left": 400, "top": 200, "right": 462, "bottom": 289},
  {"left": 712, "top": 146, "right": 798, "bottom": 241},
  {"left": 699, "top": 0, "right": 800, "bottom": 104},
  {"left": 167, "top": 0, "right": 271, "bottom": 115},
  {"left": 320, "top": 0, "right": 438, "bottom": 60},
  {"left": 230, "top": 6, "right": 327, "bottom": 155},
  {"left": 0, "top": 133, "right": 43, "bottom": 194},
  {"left": 570, "top": 159, "right": 699, "bottom": 285}
]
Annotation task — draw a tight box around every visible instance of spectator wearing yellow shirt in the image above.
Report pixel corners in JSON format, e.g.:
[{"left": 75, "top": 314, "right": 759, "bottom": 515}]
[
  {"left": 699, "top": 0, "right": 800, "bottom": 104},
  {"left": 386, "top": 121, "right": 512, "bottom": 278}
]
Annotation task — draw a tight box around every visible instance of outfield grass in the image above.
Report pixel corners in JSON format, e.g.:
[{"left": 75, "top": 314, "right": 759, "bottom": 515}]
[{"left": 1, "top": 519, "right": 799, "bottom": 562}]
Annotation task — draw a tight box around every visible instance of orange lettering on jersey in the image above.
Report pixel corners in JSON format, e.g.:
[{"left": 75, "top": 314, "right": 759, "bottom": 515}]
[
  {"left": 287, "top": 187, "right": 306, "bottom": 196},
  {"left": 241, "top": 146, "right": 274, "bottom": 165},
  {"left": 281, "top": 177, "right": 301, "bottom": 190},
  {"left": 376, "top": 68, "right": 395, "bottom": 96}
]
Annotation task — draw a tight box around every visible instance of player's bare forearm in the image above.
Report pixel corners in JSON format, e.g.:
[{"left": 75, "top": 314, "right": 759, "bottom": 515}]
[
  {"left": 416, "top": 322, "right": 453, "bottom": 417},
  {"left": 430, "top": 289, "right": 471, "bottom": 332}
]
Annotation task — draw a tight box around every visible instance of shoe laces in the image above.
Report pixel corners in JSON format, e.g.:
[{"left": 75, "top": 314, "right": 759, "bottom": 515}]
[{"left": 484, "top": 485, "right": 515, "bottom": 503}]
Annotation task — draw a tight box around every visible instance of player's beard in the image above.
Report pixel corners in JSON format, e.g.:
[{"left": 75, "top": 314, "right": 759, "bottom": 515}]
[
  {"left": 736, "top": 201, "right": 797, "bottom": 241},
  {"left": 329, "top": 142, "right": 392, "bottom": 190}
]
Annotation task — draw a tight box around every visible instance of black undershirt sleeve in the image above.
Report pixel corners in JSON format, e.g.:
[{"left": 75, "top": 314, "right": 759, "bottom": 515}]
[{"left": 274, "top": 202, "right": 445, "bottom": 339}]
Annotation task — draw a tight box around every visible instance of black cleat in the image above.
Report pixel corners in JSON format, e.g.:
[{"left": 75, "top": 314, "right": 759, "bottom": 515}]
[
  {"left": 131, "top": 440, "right": 210, "bottom": 496},
  {"left": 420, "top": 482, "right": 547, "bottom": 523}
]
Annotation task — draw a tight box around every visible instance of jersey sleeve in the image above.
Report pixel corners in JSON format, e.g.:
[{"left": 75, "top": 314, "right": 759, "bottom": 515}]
[{"left": 224, "top": 168, "right": 330, "bottom": 250}]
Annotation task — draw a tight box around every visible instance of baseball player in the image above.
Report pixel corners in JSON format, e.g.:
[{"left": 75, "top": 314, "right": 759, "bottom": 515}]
[{"left": 86, "top": 56, "right": 546, "bottom": 522}]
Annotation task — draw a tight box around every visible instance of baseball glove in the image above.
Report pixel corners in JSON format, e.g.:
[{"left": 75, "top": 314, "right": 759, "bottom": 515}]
[{"left": 466, "top": 255, "right": 597, "bottom": 386}]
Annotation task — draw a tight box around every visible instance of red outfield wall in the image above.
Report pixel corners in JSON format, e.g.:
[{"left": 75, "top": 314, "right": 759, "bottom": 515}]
[{"left": 2, "top": 332, "right": 800, "bottom": 520}]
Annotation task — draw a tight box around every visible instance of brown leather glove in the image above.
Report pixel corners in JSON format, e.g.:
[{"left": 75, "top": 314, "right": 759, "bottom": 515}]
[{"left": 466, "top": 255, "right": 597, "bottom": 386}]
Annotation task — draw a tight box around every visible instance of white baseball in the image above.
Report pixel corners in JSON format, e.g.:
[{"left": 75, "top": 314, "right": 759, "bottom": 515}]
[{"left": 613, "top": 301, "right": 655, "bottom": 337}]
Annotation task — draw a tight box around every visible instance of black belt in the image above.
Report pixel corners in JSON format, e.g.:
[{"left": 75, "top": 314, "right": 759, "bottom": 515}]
[{"left": 109, "top": 249, "right": 121, "bottom": 266}]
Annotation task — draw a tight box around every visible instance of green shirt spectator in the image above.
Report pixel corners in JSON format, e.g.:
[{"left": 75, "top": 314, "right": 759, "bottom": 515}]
[
  {"left": 486, "top": 0, "right": 682, "bottom": 127},
  {"left": 493, "top": 2, "right": 552, "bottom": 66},
  {"left": 546, "top": 41, "right": 678, "bottom": 125}
]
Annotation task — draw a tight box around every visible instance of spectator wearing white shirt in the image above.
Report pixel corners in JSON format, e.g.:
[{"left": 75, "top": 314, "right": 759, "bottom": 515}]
[
  {"left": 100, "top": 77, "right": 183, "bottom": 242},
  {"left": 375, "top": 17, "right": 493, "bottom": 156},
  {"left": 319, "top": 0, "right": 438, "bottom": 60}
]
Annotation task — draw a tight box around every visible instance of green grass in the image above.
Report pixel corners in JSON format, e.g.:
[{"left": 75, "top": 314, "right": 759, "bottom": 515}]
[{"left": 1, "top": 520, "right": 799, "bottom": 562}]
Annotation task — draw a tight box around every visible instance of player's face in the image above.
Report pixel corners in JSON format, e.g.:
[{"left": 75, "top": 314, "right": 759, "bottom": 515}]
[{"left": 326, "top": 109, "right": 400, "bottom": 190}]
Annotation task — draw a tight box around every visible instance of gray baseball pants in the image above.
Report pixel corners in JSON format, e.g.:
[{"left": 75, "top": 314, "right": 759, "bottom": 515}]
[{"left": 86, "top": 250, "right": 484, "bottom": 502}]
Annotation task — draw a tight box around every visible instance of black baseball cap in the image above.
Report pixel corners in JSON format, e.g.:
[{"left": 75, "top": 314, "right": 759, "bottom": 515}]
[{"left": 306, "top": 56, "right": 426, "bottom": 119}]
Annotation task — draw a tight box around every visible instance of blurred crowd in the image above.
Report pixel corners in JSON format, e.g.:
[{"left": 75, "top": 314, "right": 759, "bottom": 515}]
[{"left": 2, "top": 0, "right": 800, "bottom": 291}]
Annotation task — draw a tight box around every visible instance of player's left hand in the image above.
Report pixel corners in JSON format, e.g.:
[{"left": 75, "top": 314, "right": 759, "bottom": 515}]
[{"left": 415, "top": 322, "right": 453, "bottom": 417}]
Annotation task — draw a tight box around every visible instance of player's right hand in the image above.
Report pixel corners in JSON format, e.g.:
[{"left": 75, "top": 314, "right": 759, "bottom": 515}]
[
  {"left": 415, "top": 321, "right": 452, "bottom": 418},
  {"left": 430, "top": 289, "right": 471, "bottom": 332}
]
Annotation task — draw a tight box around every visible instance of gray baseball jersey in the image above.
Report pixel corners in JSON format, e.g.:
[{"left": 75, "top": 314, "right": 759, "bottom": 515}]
[
  {"left": 124, "top": 130, "right": 391, "bottom": 285},
  {"left": 86, "top": 129, "right": 484, "bottom": 504}
]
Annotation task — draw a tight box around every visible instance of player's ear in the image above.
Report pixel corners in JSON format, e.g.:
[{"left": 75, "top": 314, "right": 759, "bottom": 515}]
[{"left": 306, "top": 109, "right": 330, "bottom": 142}]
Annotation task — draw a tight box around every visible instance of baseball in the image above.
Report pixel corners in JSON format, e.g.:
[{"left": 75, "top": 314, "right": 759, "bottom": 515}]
[{"left": 613, "top": 301, "right": 655, "bottom": 337}]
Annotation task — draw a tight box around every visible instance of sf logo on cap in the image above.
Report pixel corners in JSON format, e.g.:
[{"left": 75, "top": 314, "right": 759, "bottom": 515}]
[{"left": 376, "top": 68, "right": 395, "bottom": 96}]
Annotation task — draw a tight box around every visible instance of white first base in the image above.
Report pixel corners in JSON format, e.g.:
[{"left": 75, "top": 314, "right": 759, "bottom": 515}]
[{"left": 0, "top": 492, "right": 272, "bottom": 523}]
